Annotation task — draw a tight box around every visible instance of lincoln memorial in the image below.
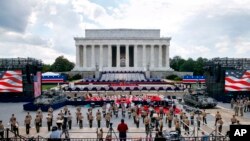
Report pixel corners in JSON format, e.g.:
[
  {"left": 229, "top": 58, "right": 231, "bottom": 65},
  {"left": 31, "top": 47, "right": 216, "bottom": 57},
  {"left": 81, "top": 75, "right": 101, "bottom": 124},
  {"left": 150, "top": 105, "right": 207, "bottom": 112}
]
[{"left": 73, "top": 29, "right": 173, "bottom": 78}]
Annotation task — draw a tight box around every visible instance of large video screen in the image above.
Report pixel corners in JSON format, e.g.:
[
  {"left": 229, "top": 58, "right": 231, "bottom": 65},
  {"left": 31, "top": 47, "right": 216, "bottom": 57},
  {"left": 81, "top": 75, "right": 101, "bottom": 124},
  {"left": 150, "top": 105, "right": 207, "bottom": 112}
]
[
  {"left": 0, "top": 70, "right": 23, "bottom": 92},
  {"left": 34, "top": 72, "right": 41, "bottom": 97},
  {"left": 225, "top": 70, "right": 250, "bottom": 91}
]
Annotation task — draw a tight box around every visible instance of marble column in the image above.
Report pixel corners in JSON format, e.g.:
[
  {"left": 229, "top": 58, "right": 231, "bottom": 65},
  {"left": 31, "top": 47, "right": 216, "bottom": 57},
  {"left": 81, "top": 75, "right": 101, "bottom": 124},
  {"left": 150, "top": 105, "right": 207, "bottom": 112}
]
[
  {"left": 158, "top": 45, "right": 162, "bottom": 68},
  {"left": 166, "top": 45, "right": 169, "bottom": 68},
  {"left": 116, "top": 45, "right": 120, "bottom": 67},
  {"left": 91, "top": 45, "right": 95, "bottom": 69},
  {"left": 126, "top": 45, "right": 129, "bottom": 67},
  {"left": 150, "top": 45, "right": 154, "bottom": 68},
  {"left": 134, "top": 45, "right": 137, "bottom": 67},
  {"left": 143, "top": 45, "right": 146, "bottom": 67},
  {"left": 99, "top": 45, "right": 103, "bottom": 70},
  {"left": 76, "top": 45, "right": 80, "bottom": 67},
  {"left": 83, "top": 45, "right": 87, "bottom": 68},
  {"left": 108, "top": 45, "right": 111, "bottom": 67}
]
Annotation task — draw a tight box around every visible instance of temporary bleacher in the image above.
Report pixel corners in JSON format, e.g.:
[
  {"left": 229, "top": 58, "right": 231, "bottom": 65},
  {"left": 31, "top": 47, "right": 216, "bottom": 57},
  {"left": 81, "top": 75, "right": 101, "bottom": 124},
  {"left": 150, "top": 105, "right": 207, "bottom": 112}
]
[{"left": 100, "top": 71, "right": 147, "bottom": 82}]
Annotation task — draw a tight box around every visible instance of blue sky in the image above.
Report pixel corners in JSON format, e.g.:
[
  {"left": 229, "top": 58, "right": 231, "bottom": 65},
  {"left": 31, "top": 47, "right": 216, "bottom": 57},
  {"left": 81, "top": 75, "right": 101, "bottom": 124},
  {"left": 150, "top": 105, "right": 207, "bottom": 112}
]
[{"left": 0, "top": 0, "right": 250, "bottom": 64}]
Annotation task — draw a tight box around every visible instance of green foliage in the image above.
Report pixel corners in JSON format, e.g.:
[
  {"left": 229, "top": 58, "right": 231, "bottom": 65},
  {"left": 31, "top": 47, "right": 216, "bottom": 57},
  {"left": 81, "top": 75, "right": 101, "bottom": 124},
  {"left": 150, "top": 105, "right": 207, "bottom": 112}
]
[
  {"left": 166, "top": 74, "right": 182, "bottom": 81},
  {"left": 170, "top": 56, "right": 208, "bottom": 75},
  {"left": 50, "top": 56, "right": 75, "bottom": 72},
  {"left": 42, "top": 64, "right": 51, "bottom": 72},
  {"left": 170, "top": 56, "right": 185, "bottom": 71},
  {"left": 68, "top": 74, "right": 82, "bottom": 81}
]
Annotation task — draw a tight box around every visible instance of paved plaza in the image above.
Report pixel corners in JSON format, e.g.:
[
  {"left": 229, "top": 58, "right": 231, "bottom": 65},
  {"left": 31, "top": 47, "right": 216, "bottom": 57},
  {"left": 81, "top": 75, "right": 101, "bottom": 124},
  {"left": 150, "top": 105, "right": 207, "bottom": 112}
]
[{"left": 0, "top": 98, "right": 250, "bottom": 139}]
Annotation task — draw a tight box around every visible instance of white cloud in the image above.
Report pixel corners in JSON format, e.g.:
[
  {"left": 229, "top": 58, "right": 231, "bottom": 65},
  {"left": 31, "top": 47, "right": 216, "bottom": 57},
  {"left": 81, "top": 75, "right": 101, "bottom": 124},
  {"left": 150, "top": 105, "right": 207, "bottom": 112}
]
[{"left": 1, "top": 0, "right": 250, "bottom": 64}]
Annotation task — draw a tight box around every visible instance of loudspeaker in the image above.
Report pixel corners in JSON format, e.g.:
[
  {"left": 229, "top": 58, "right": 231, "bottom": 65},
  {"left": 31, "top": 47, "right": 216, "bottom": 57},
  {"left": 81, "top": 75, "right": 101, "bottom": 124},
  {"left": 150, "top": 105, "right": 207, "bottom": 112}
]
[
  {"left": 216, "top": 65, "right": 221, "bottom": 82},
  {"left": 26, "top": 65, "right": 31, "bottom": 84}
]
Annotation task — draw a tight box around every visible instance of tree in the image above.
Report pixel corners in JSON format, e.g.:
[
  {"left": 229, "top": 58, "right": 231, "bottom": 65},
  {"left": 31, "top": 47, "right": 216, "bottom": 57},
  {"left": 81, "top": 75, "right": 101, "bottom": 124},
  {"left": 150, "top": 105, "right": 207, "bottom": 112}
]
[
  {"left": 180, "top": 58, "right": 195, "bottom": 72},
  {"left": 170, "top": 56, "right": 185, "bottom": 71},
  {"left": 193, "top": 57, "right": 207, "bottom": 75},
  {"left": 42, "top": 64, "right": 51, "bottom": 72},
  {"left": 50, "top": 56, "right": 75, "bottom": 72}
]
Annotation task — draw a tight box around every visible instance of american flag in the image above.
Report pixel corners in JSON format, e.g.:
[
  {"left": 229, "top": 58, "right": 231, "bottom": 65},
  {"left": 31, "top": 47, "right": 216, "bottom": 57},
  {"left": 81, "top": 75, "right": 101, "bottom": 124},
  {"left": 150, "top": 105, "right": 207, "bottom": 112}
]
[
  {"left": 0, "top": 70, "right": 23, "bottom": 92},
  {"left": 34, "top": 72, "right": 41, "bottom": 97},
  {"left": 225, "top": 70, "right": 250, "bottom": 91}
]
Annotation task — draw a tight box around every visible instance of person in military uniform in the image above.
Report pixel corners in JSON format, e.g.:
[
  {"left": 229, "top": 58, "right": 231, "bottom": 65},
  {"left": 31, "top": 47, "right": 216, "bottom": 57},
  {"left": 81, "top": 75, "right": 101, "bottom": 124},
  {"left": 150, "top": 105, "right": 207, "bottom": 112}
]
[
  {"left": 231, "top": 115, "right": 237, "bottom": 124},
  {"left": 168, "top": 113, "right": 173, "bottom": 128},
  {"left": 215, "top": 111, "right": 221, "bottom": 126},
  {"left": 184, "top": 117, "right": 190, "bottom": 135},
  {"left": 105, "top": 112, "right": 111, "bottom": 128},
  {"left": 234, "top": 102, "right": 239, "bottom": 116},
  {"left": 159, "top": 118, "right": 163, "bottom": 132},
  {"left": 96, "top": 128, "right": 103, "bottom": 141},
  {"left": 78, "top": 112, "right": 83, "bottom": 129},
  {"left": 24, "top": 115, "right": 31, "bottom": 134},
  {"left": 68, "top": 112, "right": 72, "bottom": 130},
  {"left": 239, "top": 101, "right": 244, "bottom": 116},
  {"left": 88, "top": 112, "right": 94, "bottom": 128},
  {"left": 135, "top": 114, "right": 140, "bottom": 128},
  {"left": 76, "top": 108, "right": 81, "bottom": 125},
  {"left": 175, "top": 120, "right": 181, "bottom": 135},
  {"left": 63, "top": 106, "right": 68, "bottom": 113},
  {"left": 114, "top": 105, "right": 119, "bottom": 118},
  {"left": 127, "top": 107, "right": 132, "bottom": 119},
  {"left": 9, "top": 114, "right": 16, "bottom": 131},
  {"left": 190, "top": 111, "right": 194, "bottom": 125},
  {"left": 34, "top": 115, "right": 40, "bottom": 133},
  {"left": 0, "top": 121, "right": 4, "bottom": 139},
  {"left": 37, "top": 108, "right": 43, "bottom": 127},
  {"left": 132, "top": 110, "right": 137, "bottom": 124},
  {"left": 196, "top": 113, "right": 202, "bottom": 130},
  {"left": 96, "top": 110, "right": 102, "bottom": 128},
  {"left": 202, "top": 109, "right": 207, "bottom": 125},
  {"left": 144, "top": 116, "right": 150, "bottom": 134},
  {"left": 159, "top": 106, "right": 164, "bottom": 118},
  {"left": 230, "top": 98, "right": 235, "bottom": 109},
  {"left": 46, "top": 113, "right": 52, "bottom": 131},
  {"left": 217, "top": 118, "right": 223, "bottom": 134},
  {"left": 102, "top": 103, "right": 106, "bottom": 118}
]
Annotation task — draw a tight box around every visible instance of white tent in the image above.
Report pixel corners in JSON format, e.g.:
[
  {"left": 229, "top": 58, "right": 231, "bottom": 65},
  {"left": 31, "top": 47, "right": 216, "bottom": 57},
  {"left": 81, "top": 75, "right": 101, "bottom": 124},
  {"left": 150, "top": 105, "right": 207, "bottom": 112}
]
[{"left": 42, "top": 72, "right": 60, "bottom": 76}]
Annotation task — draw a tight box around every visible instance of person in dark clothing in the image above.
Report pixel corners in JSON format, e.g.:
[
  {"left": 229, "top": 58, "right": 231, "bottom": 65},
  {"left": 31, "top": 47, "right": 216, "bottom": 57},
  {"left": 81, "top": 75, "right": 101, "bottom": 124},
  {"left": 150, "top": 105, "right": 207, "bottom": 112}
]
[
  {"left": 154, "top": 131, "right": 166, "bottom": 141},
  {"left": 117, "top": 119, "right": 128, "bottom": 141}
]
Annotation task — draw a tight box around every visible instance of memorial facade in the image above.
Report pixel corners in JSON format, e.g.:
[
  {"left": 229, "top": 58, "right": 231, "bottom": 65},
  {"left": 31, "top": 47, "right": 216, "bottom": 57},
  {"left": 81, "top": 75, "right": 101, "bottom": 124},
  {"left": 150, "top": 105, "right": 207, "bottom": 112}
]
[{"left": 74, "top": 29, "right": 172, "bottom": 72}]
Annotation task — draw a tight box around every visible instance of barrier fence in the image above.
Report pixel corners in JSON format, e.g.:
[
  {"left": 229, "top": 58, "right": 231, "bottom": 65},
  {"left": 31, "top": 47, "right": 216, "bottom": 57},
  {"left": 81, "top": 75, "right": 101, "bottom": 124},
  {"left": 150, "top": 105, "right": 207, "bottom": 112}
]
[{"left": 1, "top": 128, "right": 230, "bottom": 141}]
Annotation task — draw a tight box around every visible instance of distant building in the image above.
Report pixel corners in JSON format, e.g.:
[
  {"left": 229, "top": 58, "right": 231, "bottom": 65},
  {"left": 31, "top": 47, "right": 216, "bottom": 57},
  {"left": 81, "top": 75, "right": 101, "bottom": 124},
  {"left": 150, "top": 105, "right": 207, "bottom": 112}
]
[{"left": 72, "top": 29, "right": 173, "bottom": 79}]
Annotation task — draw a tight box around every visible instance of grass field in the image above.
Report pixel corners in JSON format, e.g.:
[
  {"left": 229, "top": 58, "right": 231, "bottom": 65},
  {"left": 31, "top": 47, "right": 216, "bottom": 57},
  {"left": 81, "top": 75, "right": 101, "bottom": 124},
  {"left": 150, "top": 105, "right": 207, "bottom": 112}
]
[{"left": 42, "top": 84, "right": 57, "bottom": 90}]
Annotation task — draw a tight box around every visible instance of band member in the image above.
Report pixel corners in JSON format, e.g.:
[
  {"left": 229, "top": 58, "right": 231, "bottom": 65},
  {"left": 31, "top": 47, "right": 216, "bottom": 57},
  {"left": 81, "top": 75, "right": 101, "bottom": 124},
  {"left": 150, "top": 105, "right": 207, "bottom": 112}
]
[
  {"left": 105, "top": 112, "right": 111, "bottom": 128},
  {"left": 47, "top": 113, "right": 53, "bottom": 131},
  {"left": 215, "top": 111, "right": 221, "bottom": 126},
  {"left": 0, "top": 121, "right": 4, "bottom": 139},
  {"left": 24, "top": 115, "right": 31, "bottom": 134},
  {"left": 144, "top": 116, "right": 150, "bottom": 134},
  {"left": 218, "top": 118, "right": 223, "bottom": 133},
  {"left": 9, "top": 114, "right": 16, "bottom": 131},
  {"left": 88, "top": 112, "right": 94, "bottom": 128},
  {"left": 68, "top": 112, "right": 72, "bottom": 130},
  {"left": 76, "top": 108, "right": 81, "bottom": 125},
  {"left": 231, "top": 115, "right": 237, "bottom": 124},
  {"left": 78, "top": 112, "right": 83, "bottom": 129},
  {"left": 96, "top": 110, "right": 102, "bottom": 128},
  {"left": 37, "top": 108, "right": 43, "bottom": 127},
  {"left": 196, "top": 114, "right": 202, "bottom": 130},
  {"left": 202, "top": 110, "right": 207, "bottom": 125},
  {"left": 35, "top": 115, "right": 40, "bottom": 133}
]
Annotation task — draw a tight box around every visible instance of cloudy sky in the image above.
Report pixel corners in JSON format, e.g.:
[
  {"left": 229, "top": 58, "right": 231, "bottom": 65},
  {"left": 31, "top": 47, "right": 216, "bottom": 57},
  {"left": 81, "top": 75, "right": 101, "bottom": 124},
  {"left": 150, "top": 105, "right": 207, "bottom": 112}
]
[{"left": 1, "top": 0, "right": 250, "bottom": 64}]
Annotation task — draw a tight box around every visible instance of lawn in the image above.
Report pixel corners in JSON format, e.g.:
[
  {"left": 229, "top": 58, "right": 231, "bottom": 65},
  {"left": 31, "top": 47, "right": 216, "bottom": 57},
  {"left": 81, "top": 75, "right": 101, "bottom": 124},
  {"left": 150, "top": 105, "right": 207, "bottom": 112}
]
[{"left": 42, "top": 84, "right": 57, "bottom": 90}]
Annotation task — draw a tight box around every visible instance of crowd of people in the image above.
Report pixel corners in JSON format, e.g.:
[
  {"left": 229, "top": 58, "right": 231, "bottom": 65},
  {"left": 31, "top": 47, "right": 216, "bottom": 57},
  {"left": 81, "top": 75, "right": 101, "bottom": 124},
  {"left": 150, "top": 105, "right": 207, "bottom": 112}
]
[{"left": 1, "top": 96, "right": 244, "bottom": 140}]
